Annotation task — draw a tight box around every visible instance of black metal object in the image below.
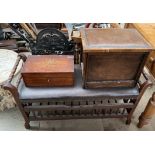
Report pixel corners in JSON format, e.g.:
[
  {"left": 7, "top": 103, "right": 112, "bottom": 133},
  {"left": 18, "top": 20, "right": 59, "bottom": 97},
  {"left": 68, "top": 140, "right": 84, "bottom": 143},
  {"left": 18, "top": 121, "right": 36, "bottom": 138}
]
[
  {"left": 7, "top": 24, "right": 75, "bottom": 55},
  {"left": 31, "top": 28, "right": 75, "bottom": 55},
  {"left": 35, "top": 23, "right": 62, "bottom": 30},
  {"left": 0, "top": 29, "right": 5, "bottom": 40}
]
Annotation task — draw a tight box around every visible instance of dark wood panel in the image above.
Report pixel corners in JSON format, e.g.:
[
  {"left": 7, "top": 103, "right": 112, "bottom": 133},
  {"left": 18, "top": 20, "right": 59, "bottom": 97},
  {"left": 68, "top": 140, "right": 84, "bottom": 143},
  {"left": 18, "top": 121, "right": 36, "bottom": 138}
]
[
  {"left": 85, "top": 80, "right": 135, "bottom": 88},
  {"left": 87, "top": 53, "right": 145, "bottom": 81},
  {"left": 81, "top": 28, "right": 152, "bottom": 88}
]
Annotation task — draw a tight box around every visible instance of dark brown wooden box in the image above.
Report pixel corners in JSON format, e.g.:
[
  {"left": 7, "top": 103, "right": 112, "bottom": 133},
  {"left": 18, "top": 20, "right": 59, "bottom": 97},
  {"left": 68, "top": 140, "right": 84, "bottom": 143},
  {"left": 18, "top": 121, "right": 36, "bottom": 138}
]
[
  {"left": 21, "top": 55, "right": 74, "bottom": 87},
  {"left": 81, "top": 28, "right": 153, "bottom": 88}
]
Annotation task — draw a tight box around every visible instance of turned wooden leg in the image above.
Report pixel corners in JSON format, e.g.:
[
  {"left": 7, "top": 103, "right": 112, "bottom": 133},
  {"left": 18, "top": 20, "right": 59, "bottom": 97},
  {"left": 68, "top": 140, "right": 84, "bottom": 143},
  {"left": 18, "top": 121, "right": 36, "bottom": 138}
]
[
  {"left": 126, "top": 119, "right": 131, "bottom": 125},
  {"left": 25, "top": 121, "right": 30, "bottom": 129},
  {"left": 137, "top": 92, "right": 155, "bottom": 128}
]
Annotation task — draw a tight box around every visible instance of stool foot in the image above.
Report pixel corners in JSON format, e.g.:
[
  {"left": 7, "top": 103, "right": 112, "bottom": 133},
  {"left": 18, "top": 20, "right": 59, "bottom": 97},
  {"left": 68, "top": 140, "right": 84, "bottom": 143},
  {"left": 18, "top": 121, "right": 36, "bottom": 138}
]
[
  {"left": 126, "top": 119, "right": 131, "bottom": 125},
  {"left": 25, "top": 122, "right": 30, "bottom": 129}
]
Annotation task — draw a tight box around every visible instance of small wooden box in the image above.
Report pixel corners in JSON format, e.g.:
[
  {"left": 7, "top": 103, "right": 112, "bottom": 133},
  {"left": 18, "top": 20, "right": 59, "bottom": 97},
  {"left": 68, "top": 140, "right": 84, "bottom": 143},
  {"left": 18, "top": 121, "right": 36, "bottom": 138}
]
[
  {"left": 21, "top": 55, "right": 74, "bottom": 87},
  {"left": 81, "top": 28, "right": 152, "bottom": 88}
]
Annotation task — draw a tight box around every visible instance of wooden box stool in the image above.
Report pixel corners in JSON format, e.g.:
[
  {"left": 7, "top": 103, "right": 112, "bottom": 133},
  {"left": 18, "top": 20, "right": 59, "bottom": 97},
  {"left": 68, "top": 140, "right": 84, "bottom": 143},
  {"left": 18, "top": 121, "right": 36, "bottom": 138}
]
[{"left": 80, "top": 28, "right": 152, "bottom": 89}]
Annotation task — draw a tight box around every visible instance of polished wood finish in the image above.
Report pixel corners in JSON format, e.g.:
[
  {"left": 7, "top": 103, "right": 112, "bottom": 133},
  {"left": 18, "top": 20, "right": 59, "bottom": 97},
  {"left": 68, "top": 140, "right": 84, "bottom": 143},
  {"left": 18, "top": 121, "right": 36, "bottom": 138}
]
[
  {"left": 21, "top": 55, "right": 74, "bottom": 87},
  {"left": 81, "top": 28, "right": 152, "bottom": 88}
]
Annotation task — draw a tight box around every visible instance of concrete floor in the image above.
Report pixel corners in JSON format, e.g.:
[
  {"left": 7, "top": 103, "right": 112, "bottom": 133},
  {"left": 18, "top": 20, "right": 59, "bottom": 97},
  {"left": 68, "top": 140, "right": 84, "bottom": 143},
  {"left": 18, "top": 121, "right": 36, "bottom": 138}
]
[{"left": 0, "top": 86, "right": 155, "bottom": 131}]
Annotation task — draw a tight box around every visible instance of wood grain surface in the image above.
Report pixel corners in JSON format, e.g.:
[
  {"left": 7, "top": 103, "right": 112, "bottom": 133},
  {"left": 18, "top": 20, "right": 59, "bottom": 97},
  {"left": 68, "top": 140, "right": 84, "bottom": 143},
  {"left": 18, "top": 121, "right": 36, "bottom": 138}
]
[{"left": 21, "top": 55, "right": 74, "bottom": 87}]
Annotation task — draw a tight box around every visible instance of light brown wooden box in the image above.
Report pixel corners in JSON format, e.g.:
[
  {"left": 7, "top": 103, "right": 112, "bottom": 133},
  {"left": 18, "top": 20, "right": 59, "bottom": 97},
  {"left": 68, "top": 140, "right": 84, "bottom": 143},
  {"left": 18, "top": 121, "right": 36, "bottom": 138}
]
[{"left": 21, "top": 55, "right": 74, "bottom": 87}]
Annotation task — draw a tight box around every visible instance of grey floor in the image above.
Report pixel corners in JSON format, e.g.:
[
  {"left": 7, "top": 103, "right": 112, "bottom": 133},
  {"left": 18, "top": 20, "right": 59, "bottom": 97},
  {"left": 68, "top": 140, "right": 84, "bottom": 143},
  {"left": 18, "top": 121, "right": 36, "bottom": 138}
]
[{"left": 0, "top": 86, "right": 155, "bottom": 131}]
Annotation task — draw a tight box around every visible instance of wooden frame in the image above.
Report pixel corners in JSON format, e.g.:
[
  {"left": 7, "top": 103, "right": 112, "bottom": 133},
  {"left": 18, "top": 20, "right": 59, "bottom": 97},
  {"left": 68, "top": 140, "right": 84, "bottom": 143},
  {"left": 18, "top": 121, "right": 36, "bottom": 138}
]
[
  {"left": 83, "top": 52, "right": 149, "bottom": 89},
  {"left": 125, "top": 23, "right": 155, "bottom": 128},
  {"left": 80, "top": 28, "right": 152, "bottom": 89},
  {"left": 2, "top": 54, "right": 152, "bottom": 129}
]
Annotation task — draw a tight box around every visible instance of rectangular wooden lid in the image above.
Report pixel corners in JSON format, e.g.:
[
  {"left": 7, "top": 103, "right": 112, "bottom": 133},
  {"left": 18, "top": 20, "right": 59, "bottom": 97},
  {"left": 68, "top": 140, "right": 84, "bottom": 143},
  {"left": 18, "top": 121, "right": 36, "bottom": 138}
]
[
  {"left": 80, "top": 28, "right": 153, "bottom": 52},
  {"left": 21, "top": 55, "right": 74, "bottom": 74}
]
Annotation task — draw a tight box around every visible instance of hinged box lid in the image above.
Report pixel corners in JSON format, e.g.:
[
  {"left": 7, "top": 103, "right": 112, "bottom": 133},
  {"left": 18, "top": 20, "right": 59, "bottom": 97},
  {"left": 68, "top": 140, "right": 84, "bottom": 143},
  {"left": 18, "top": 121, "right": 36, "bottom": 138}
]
[
  {"left": 80, "top": 28, "right": 153, "bottom": 52},
  {"left": 21, "top": 55, "right": 74, "bottom": 75},
  {"left": 21, "top": 55, "right": 74, "bottom": 87}
]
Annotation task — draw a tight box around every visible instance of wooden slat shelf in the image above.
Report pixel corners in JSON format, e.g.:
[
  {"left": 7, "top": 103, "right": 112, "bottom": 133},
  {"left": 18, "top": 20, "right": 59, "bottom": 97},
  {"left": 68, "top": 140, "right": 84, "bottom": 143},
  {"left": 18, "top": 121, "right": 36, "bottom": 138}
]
[{"left": 2, "top": 51, "right": 152, "bottom": 129}]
